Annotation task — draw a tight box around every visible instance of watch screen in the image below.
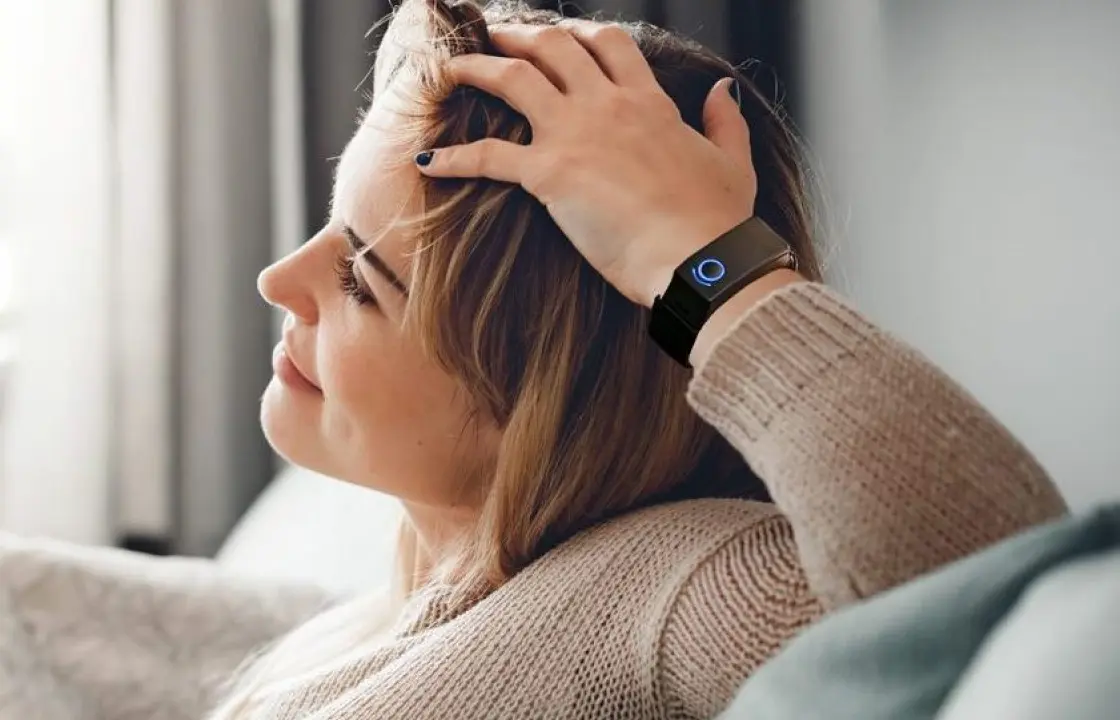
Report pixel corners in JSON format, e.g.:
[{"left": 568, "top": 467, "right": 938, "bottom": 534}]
[
  {"left": 683, "top": 219, "right": 790, "bottom": 304},
  {"left": 691, "top": 258, "right": 727, "bottom": 287}
]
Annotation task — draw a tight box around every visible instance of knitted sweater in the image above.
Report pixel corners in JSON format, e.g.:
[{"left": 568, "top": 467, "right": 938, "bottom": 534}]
[{"left": 0, "top": 283, "right": 1067, "bottom": 720}]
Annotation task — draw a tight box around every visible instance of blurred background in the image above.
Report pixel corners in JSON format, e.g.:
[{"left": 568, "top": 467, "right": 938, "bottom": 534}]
[{"left": 0, "top": 0, "right": 1116, "bottom": 562}]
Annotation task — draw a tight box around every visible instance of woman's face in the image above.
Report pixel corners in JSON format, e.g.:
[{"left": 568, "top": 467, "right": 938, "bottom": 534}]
[{"left": 258, "top": 80, "right": 499, "bottom": 508}]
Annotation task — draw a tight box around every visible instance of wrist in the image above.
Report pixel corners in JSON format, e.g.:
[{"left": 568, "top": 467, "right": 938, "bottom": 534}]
[
  {"left": 642, "top": 261, "right": 678, "bottom": 310},
  {"left": 638, "top": 212, "right": 754, "bottom": 309}
]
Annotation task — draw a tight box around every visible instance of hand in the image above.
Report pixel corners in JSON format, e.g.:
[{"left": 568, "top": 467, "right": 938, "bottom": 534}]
[{"left": 415, "top": 21, "right": 758, "bottom": 308}]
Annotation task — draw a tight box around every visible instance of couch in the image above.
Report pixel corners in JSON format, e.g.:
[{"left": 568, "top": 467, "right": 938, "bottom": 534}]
[{"left": 216, "top": 465, "right": 402, "bottom": 596}]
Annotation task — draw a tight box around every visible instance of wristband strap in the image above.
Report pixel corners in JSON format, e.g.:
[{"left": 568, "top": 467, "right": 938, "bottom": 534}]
[{"left": 648, "top": 217, "right": 795, "bottom": 367}]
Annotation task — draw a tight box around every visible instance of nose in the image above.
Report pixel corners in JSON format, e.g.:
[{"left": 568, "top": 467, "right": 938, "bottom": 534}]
[{"left": 258, "top": 244, "right": 318, "bottom": 325}]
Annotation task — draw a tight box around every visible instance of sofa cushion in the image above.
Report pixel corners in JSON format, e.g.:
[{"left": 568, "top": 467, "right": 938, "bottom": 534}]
[
  {"left": 216, "top": 465, "right": 401, "bottom": 596},
  {"left": 937, "top": 547, "right": 1120, "bottom": 719}
]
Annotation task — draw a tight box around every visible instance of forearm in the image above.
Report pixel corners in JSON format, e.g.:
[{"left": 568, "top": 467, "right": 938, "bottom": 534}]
[{"left": 685, "top": 282, "right": 1068, "bottom": 609}]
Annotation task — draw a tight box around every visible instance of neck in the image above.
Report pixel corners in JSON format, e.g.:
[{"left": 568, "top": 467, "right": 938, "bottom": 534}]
[{"left": 398, "top": 500, "right": 480, "bottom": 588}]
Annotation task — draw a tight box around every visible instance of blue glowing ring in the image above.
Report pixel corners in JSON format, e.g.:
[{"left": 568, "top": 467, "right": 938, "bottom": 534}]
[{"left": 691, "top": 258, "right": 726, "bottom": 287}]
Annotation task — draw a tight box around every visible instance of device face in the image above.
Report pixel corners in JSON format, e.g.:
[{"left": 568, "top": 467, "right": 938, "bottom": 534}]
[
  {"left": 680, "top": 220, "right": 790, "bottom": 305},
  {"left": 650, "top": 218, "right": 794, "bottom": 365}
]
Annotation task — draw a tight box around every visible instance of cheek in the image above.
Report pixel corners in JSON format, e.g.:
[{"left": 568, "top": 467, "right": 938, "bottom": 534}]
[
  {"left": 321, "top": 319, "right": 473, "bottom": 484},
  {"left": 321, "top": 321, "right": 401, "bottom": 433}
]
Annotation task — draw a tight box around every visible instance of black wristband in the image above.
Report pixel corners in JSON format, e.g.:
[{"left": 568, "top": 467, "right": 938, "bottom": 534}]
[{"left": 648, "top": 217, "right": 795, "bottom": 368}]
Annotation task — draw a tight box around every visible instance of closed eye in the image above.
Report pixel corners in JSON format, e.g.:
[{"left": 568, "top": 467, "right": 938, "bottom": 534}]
[{"left": 334, "top": 253, "right": 378, "bottom": 308}]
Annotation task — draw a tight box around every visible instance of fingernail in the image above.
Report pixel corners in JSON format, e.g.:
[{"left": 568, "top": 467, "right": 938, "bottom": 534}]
[
  {"left": 415, "top": 150, "right": 435, "bottom": 167},
  {"left": 729, "top": 79, "right": 742, "bottom": 109}
]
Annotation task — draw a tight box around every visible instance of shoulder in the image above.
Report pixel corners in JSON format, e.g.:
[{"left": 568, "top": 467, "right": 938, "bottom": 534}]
[
  {"left": 584, "top": 498, "right": 818, "bottom": 617},
  {"left": 530, "top": 500, "right": 822, "bottom": 717},
  {"left": 549, "top": 498, "right": 786, "bottom": 576},
  {"left": 596, "top": 497, "right": 784, "bottom": 541},
  {"left": 588, "top": 498, "right": 818, "bottom": 618},
  {"left": 513, "top": 499, "right": 797, "bottom": 616},
  {"left": 649, "top": 506, "right": 822, "bottom": 718},
  {"left": 534, "top": 498, "right": 808, "bottom": 615}
]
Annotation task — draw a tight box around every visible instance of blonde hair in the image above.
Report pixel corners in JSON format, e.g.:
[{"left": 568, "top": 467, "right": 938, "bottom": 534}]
[{"left": 211, "top": 0, "right": 821, "bottom": 714}]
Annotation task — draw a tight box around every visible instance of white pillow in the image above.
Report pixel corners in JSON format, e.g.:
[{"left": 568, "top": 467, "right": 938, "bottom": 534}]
[{"left": 216, "top": 465, "right": 401, "bottom": 597}]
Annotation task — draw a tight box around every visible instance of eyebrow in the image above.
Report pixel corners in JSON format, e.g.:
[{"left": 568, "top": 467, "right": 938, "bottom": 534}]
[{"left": 343, "top": 225, "right": 409, "bottom": 297}]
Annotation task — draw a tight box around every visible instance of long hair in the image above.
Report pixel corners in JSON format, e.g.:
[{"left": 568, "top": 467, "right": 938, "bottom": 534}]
[{"left": 211, "top": 0, "right": 821, "bottom": 714}]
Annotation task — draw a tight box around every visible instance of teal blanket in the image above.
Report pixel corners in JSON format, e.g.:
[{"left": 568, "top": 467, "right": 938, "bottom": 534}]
[{"left": 719, "top": 503, "right": 1120, "bottom": 719}]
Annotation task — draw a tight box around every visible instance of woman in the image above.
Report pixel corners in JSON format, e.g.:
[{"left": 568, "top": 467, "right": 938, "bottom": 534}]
[{"left": 0, "top": 1, "right": 1066, "bottom": 719}]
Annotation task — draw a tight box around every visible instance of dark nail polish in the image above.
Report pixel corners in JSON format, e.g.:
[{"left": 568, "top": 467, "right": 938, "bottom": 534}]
[
  {"left": 729, "top": 80, "right": 742, "bottom": 109},
  {"left": 415, "top": 150, "right": 434, "bottom": 167}
]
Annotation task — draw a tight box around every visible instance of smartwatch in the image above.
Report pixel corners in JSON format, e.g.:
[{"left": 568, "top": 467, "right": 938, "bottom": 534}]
[{"left": 648, "top": 217, "right": 796, "bottom": 367}]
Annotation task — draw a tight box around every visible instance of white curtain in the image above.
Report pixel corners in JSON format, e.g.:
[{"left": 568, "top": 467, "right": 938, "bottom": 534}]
[
  {"left": 112, "top": 0, "right": 279, "bottom": 556},
  {"left": 0, "top": 0, "right": 284, "bottom": 554},
  {"left": 0, "top": 1, "right": 114, "bottom": 543}
]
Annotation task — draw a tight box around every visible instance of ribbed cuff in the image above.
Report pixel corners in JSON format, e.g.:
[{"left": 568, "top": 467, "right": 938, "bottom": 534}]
[{"left": 686, "top": 282, "right": 879, "bottom": 447}]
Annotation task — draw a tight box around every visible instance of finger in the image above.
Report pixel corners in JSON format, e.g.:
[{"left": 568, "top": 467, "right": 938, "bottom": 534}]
[
  {"left": 414, "top": 139, "right": 530, "bottom": 184},
  {"left": 447, "top": 54, "right": 563, "bottom": 124},
  {"left": 558, "top": 19, "right": 660, "bottom": 89},
  {"left": 703, "top": 78, "right": 752, "bottom": 172},
  {"left": 486, "top": 24, "right": 611, "bottom": 94}
]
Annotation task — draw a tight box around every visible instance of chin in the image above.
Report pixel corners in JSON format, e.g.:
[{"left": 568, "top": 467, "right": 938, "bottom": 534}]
[{"left": 260, "top": 377, "right": 323, "bottom": 471}]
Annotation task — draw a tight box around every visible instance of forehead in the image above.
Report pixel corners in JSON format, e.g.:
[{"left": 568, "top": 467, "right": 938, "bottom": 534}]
[
  {"left": 332, "top": 85, "right": 419, "bottom": 241},
  {"left": 332, "top": 3, "right": 427, "bottom": 228}
]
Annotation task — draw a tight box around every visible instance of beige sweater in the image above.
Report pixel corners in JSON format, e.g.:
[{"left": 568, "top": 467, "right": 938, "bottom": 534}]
[{"left": 0, "top": 283, "right": 1067, "bottom": 720}]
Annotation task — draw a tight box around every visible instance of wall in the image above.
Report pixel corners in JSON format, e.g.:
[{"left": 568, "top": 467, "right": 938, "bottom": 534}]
[{"left": 802, "top": 0, "right": 1120, "bottom": 509}]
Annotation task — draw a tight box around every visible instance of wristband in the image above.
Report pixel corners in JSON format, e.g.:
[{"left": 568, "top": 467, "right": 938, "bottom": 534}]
[{"left": 648, "top": 217, "right": 796, "bottom": 367}]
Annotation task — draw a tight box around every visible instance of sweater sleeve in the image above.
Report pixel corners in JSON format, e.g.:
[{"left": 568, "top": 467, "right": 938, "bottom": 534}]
[
  {"left": 0, "top": 532, "right": 335, "bottom": 720},
  {"left": 686, "top": 282, "right": 1068, "bottom": 610}
]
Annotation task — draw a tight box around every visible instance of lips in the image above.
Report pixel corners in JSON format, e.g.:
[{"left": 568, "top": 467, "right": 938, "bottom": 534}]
[
  {"left": 273, "top": 342, "right": 321, "bottom": 393},
  {"left": 288, "top": 347, "right": 320, "bottom": 389}
]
